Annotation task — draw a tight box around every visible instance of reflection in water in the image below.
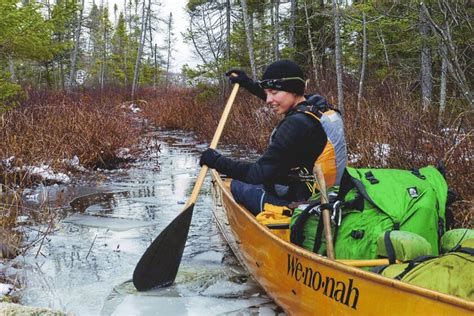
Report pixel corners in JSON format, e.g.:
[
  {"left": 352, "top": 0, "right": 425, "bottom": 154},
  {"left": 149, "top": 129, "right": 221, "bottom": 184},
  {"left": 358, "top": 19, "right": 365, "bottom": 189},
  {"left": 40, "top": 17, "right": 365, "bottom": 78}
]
[{"left": 12, "top": 131, "right": 281, "bottom": 315}]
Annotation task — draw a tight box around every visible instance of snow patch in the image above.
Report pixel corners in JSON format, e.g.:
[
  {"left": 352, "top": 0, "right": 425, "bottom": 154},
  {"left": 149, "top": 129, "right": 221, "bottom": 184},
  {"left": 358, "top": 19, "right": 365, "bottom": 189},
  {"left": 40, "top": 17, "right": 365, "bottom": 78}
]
[
  {"left": 129, "top": 104, "right": 141, "bottom": 113},
  {"left": 116, "top": 148, "right": 133, "bottom": 160},
  {"left": 0, "top": 283, "right": 14, "bottom": 296},
  {"left": 64, "top": 155, "right": 87, "bottom": 172},
  {"left": 374, "top": 143, "right": 391, "bottom": 166},
  {"left": 349, "top": 153, "right": 362, "bottom": 164},
  {"left": 24, "top": 164, "right": 71, "bottom": 184},
  {"left": 16, "top": 215, "right": 29, "bottom": 224},
  {"left": 1, "top": 156, "right": 15, "bottom": 169}
]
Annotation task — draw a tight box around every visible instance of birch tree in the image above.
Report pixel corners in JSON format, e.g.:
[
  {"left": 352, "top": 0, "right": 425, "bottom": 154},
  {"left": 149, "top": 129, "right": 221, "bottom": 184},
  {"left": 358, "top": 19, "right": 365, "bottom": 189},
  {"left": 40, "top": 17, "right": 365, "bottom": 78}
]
[
  {"left": 271, "top": 0, "right": 280, "bottom": 60},
  {"left": 225, "top": 0, "right": 231, "bottom": 61},
  {"left": 240, "top": 0, "right": 257, "bottom": 79},
  {"left": 185, "top": 1, "right": 228, "bottom": 71},
  {"left": 303, "top": 0, "right": 319, "bottom": 86},
  {"left": 68, "top": 0, "right": 85, "bottom": 90},
  {"left": 164, "top": 12, "right": 175, "bottom": 87},
  {"left": 357, "top": 12, "right": 367, "bottom": 113},
  {"left": 439, "top": 38, "right": 448, "bottom": 125},
  {"left": 420, "top": 2, "right": 472, "bottom": 108},
  {"left": 131, "top": 0, "right": 148, "bottom": 99},
  {"left": 288, "top": 0, "right": 297, "bottom": 55},
  {"left": 420, "top": 4, "right": 433, "bottom": 110},
  {"left": 333, "top": 0, "right": 344, "bottom": 113}
]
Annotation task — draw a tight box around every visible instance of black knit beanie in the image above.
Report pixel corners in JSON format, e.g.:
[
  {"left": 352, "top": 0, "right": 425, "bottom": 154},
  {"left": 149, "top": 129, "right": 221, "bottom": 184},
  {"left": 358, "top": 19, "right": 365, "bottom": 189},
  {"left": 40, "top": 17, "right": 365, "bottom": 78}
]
[{"left": 261, "top": 59, "right": 305, "bottom": 95}]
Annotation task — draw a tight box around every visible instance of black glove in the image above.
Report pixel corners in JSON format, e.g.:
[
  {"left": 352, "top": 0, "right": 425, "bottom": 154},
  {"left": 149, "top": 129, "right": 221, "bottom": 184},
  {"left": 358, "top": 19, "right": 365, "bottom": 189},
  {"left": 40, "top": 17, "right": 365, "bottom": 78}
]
[
  {"left": 199, "top": 148, "right": 222, "bottom": 168},
  {"left": 225, "top": 69, "right": 251, "bottom": 85}
]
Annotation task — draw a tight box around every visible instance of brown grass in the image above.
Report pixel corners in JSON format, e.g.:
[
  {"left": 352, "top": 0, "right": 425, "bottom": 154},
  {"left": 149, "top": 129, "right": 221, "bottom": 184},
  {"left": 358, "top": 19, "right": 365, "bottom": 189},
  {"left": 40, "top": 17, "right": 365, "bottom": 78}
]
[
  {"left": 139, "top": 87, "right": 278, "bottom": 153},
  {"left": 0, "top": 88, "right": 141, "bottom": 245},
  {"left": 0, "top": 89, "right": 140, "bottom": 185}
]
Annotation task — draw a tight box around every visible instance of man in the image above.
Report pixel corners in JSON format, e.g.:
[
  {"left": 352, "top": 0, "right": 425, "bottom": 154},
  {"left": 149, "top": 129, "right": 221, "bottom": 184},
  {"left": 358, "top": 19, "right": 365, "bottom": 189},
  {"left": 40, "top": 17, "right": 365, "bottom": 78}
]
[{"left": 200, "top": 60, "right": 347, "bottom": 215}]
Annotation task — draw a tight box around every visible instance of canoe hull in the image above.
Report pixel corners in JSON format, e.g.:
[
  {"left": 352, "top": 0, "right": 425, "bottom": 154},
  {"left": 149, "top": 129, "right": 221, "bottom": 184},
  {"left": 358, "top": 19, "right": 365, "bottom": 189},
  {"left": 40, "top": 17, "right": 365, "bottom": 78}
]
[{"left": 210, "top": 171, "right": 474, "bottom": 315}]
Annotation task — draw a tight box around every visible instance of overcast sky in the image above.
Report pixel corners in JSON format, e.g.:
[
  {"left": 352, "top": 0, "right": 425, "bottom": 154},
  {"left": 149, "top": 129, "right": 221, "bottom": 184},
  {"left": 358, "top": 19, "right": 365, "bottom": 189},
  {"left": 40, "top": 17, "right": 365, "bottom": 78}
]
[
  {"left": 159, "top": 0, "right": 198, "bottom": 71},
  {"left": 106, "top": 0, "right": 198, "bottom": 72}
]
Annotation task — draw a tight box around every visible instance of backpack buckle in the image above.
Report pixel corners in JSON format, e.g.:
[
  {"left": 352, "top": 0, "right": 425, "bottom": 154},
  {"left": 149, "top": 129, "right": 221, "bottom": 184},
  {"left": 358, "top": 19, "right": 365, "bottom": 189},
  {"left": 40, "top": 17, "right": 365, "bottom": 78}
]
[
  {"left": 351, "top": 230, "right": 365, "bottom": 239},
  {"left": 331, "top": 200, "right": 343, "bottom": 226},
  {"left": 411, "top": 168, "right": 426, "bottom": 180},
  {"left": 365, "top": 171, "right": 379, "bottom": 184}
]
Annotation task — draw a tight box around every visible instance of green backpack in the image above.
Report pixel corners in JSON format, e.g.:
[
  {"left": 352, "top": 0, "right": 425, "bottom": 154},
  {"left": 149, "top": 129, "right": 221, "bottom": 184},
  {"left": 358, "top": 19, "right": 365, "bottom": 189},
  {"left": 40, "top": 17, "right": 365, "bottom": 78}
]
[
  {"left": 375, "top": 238, "right": 474, "bottom": 301},
  {"left": 290, "top": 166, "right": 448, "bottom": 260}
]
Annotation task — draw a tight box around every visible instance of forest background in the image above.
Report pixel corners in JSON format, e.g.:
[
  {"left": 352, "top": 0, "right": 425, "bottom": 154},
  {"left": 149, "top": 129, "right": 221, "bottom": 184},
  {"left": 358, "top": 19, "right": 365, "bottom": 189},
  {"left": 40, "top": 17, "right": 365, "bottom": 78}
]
[{"left": 0, "top": 0, "right": 472, "bottom": 237}]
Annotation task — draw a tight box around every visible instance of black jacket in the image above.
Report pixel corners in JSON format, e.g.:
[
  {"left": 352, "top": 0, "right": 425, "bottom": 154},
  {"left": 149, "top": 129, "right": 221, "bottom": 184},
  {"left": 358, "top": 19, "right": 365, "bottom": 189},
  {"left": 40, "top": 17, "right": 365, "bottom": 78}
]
[{"left": 212, "top": 93, "right": 328, "bottom": 201}]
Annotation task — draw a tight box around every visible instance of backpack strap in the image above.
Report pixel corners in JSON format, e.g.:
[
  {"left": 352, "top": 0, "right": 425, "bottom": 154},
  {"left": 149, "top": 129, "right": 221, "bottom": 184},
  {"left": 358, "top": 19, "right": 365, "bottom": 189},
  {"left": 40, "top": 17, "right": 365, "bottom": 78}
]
[
  {"left": 371, "top": 264, "right": 390, "bottom": 275},
  {"left": 267, "top": 224, "right": 290, "bottom": 229},
  {"left": 394, "top": 255, "right": 437, "bottom": 280},
  {"left": 290, "top": 200, "right": 321, "bottom": 246},
  {"left": 335, "top": 168, "right": 355, "bottom": 201},
  {"left": 384, "top": 231, "right": 397, "bottom": 264},
  {"left": 313, "top": 202, "right": 343, "bottom": 255},
  {"left": 313, "top": 211, "right": 325, "bottom": 253},
  {"left": 456, "top": 247, "right": 474, "bottom": 255},
  {"left": 335, "top": 168, "right": 375, "bottom": 207},
  {"left": 449, "top": 244, "right": 474, "bottom": 256}
]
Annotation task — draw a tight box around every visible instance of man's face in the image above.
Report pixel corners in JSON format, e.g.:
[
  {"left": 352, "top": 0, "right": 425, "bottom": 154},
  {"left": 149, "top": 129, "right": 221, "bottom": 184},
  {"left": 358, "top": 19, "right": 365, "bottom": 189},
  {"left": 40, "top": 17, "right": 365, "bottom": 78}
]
[{"left": 264, "top": 89, "right": 298, "bottom": 115}]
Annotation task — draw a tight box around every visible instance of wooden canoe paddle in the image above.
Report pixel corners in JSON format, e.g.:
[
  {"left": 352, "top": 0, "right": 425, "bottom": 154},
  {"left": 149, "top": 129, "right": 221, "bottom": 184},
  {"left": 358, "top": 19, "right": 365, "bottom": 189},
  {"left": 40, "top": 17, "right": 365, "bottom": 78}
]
[
  {"left": 132, "top": 83, "right": 240, "bottom": 291},
  {"left": 313, "top": 164, "right": 336, "bottom": 260}
]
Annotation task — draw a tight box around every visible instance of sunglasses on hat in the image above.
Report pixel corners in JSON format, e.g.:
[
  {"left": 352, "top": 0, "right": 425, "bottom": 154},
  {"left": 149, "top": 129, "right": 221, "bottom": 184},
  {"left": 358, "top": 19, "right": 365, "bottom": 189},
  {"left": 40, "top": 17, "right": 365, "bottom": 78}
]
[{"left": 257, "top": 77, "right": 306, "bottom": 90}]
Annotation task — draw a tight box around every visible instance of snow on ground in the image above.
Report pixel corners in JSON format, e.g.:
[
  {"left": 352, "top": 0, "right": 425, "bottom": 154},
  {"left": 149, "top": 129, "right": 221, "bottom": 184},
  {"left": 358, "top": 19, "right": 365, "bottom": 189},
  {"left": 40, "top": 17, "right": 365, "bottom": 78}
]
[
  {"left": 0, "top": 283, "right": 14, "bottom": 302},
  {"left": 0, "top": 156, "right": 92, "bottom": 187},
  {"left": 129, "top": 103, "right": 142, "bottom": 113},
  {"left": 63, "top": 155, "right": 87, "bottom": 172},
  {"left": 1, "top": 156, "right": 15, "bottom": 169},
  {"left": 23, "top": 164, "right": 71, "bottom": 184},
  {"left": 374, "top": 143, "right": 391, "bottom": 166},
  {"left": 349, "top": 153, "right": 362, "bottom": 164}
]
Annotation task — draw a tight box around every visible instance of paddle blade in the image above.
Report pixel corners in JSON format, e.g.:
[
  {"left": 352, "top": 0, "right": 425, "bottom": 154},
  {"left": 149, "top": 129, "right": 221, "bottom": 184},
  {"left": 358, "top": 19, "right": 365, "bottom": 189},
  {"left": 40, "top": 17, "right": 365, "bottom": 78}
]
[{"left": 132, "top": 203, "right": 194, "bottom": 291}]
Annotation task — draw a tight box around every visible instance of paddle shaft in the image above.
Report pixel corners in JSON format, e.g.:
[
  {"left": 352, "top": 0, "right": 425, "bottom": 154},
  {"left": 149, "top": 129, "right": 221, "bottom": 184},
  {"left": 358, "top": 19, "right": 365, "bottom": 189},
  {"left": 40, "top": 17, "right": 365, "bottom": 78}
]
[
  {"left": 314, "top": 164, "right": 336, "bottom": 260},
  {"left": 186, "top": 83, "right": 240, "bottom": 207},
  {"left": 339, "top": 258, "right": 399, "bottom": 267}
]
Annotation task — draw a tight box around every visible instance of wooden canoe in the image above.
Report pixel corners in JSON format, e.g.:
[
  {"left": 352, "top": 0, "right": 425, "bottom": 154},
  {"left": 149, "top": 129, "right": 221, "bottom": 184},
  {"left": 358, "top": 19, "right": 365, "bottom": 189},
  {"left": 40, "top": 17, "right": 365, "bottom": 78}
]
[{"left": 210, "top": 170, "right": 474, "bottom": 315}]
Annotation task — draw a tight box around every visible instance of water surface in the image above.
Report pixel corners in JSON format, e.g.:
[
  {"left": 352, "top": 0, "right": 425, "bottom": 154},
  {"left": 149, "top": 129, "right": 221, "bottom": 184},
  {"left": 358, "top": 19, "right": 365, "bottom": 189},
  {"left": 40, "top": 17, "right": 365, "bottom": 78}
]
[{"left": 9, "top": 130, "right": 282, "bottom": 315}]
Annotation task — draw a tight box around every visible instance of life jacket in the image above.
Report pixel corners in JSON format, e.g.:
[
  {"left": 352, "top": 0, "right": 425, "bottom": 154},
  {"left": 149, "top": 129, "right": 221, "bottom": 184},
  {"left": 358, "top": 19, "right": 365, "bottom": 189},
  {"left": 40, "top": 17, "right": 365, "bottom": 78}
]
[
  {"left": 294, "top": 94, "right": 347, "bottom": 190},
  {"left": 267, "top": 94, "right": 346, "bottom": 199}
]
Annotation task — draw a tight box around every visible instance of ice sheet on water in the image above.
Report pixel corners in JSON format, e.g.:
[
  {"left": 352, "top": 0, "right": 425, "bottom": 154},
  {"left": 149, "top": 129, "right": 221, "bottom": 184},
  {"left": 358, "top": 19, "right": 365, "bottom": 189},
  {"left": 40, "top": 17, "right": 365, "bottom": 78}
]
[
  {"left": 107, "top": 295, "right": 272, "bottom": 316},
  {"left": 102, "top": 279, "right": 274, "bottom": 316},
  {"left": 201, "top": 280, "right": 258, "bottom": 298},
  {"left": 61, "top": 214, "right": 158, "bottom": 231},
  {"left": 191, "top": 250, "right": 224, "bottom": 263}
]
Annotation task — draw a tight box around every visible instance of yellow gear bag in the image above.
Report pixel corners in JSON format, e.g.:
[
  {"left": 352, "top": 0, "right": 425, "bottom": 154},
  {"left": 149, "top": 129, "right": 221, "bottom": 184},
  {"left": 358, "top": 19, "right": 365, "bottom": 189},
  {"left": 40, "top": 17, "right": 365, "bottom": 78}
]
[{"left": 256, "top": 203, "right": 292, "bottom": 242}]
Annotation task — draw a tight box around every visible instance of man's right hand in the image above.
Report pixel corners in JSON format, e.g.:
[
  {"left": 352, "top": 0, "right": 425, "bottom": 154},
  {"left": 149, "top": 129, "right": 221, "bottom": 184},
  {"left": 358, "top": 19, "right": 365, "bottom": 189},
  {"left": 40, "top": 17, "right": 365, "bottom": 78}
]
[
  {"left": 225, "top": 69, "right": 251, "bottom": 85},
  {"left": 199, "top": 148, "right": 222, "bottom": 169}
]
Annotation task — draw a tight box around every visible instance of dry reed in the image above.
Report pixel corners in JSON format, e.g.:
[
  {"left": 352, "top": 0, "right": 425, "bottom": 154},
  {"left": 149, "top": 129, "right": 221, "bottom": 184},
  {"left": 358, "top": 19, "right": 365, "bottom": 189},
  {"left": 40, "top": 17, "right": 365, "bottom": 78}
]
[{"left": 0, "top": 88, "right": 141, "bottom": 253}]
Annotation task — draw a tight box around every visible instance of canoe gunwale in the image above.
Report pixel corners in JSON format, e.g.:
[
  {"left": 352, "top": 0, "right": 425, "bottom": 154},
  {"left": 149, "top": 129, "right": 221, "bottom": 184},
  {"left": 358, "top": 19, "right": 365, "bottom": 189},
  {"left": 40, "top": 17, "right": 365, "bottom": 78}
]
[{"left": 210, "top": 170, "right": 474, "bottom": 312}]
